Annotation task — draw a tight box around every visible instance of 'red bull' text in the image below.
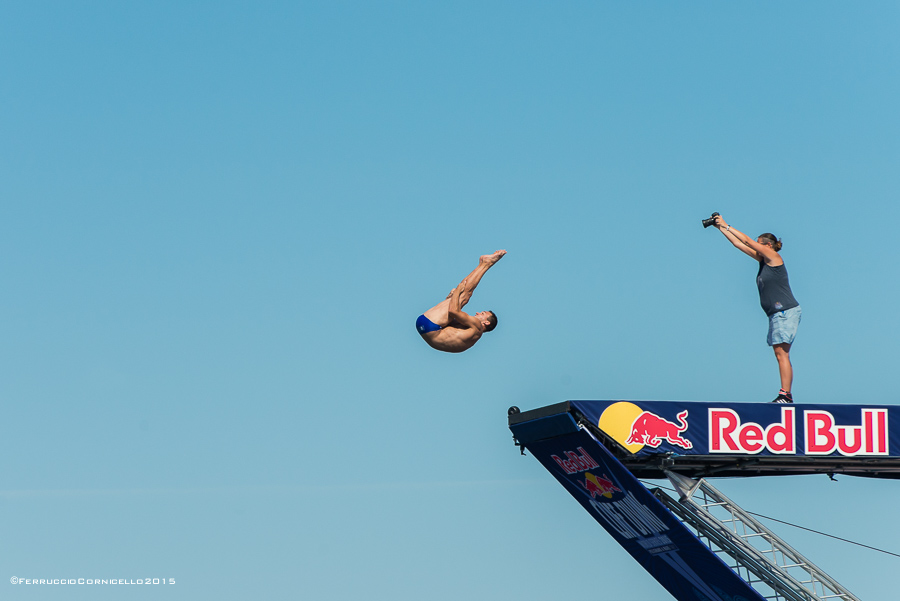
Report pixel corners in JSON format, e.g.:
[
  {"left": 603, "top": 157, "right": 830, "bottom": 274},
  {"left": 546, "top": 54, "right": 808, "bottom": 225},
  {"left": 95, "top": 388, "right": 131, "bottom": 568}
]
[
  {"left": 709, "top": 407, "right": 889, "bottom": 456},
  {"left": 551, "top": 447, "right": 600, "bottom": 474}
]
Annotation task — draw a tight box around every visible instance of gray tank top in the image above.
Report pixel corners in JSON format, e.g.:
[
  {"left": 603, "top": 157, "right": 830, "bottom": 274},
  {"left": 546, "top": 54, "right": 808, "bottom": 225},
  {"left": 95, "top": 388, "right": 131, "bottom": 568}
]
[{"left": 757, "top": 262, "right": 799, "bottom": 316}]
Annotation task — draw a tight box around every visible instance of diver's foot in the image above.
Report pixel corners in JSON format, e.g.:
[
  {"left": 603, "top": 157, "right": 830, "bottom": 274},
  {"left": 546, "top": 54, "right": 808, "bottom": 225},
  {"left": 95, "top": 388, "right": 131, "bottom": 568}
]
[{"left": 480, "top": 250, "right": 507, "bottom": 265}]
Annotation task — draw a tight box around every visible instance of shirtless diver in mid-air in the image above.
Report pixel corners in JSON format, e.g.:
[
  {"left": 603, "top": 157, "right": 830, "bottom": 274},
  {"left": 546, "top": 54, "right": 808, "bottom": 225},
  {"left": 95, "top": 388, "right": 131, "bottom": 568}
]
[{"left": 415, "top": 250, "right": 506, "bottom": 353}]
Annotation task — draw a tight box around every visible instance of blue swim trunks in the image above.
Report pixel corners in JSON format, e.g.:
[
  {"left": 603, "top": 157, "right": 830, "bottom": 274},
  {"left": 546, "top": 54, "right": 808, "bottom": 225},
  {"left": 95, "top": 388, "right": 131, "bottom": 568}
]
[
  {"left": 416, "top": 314, "right": 443, "bottom": 335},
  {"left": 767, "top": 306, "right": 801, "bottom": 346}
]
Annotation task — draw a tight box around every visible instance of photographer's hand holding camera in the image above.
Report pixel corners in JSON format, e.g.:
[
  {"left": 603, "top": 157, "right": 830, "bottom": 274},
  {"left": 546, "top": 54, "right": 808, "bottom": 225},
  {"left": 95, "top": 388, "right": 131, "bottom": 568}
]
[
  {"left": 713, "top": 215, "right": 781, "bottom": 264},
  {"left": 708, "top": 213, "right": 801, "bottom": 404}
]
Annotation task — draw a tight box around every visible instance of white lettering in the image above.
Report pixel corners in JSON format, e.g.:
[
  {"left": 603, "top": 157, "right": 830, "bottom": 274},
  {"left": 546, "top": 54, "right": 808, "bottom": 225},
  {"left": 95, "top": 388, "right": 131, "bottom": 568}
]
[
  {"left": 804, "top": 409, "right": 888, "bottom": 456},
  {"left": 709, "top": 408, "right": 795, "bottom": 454},
  {"left": 589, "top": 492, "right": 670, "bottom": 540}
]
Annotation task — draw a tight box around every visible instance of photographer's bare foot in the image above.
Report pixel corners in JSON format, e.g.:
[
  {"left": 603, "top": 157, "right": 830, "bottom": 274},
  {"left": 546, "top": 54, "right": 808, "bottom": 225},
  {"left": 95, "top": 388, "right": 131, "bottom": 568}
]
[{"left": 480, "top": 250, "right": 507, "bottom": 265}]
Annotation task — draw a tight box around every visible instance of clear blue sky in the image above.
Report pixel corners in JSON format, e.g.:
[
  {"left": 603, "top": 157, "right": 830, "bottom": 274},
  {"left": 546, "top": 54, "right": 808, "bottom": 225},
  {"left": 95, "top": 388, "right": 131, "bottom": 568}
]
[{"left": 2, "top": 2, "right": 899, "bottom": 599}]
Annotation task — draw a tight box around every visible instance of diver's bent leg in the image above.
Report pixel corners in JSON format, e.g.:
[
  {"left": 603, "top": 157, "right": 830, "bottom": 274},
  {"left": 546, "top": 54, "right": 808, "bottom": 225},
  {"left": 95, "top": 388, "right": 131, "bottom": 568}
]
[
  {"left": 422, "top": 251, "right": 505, "bottom": 324},
  {"left": 422, "top": 299, "right": 452, "bottom": 327},
  {"left": 457, "top": 251, "right": 505, "bottom": 306}
]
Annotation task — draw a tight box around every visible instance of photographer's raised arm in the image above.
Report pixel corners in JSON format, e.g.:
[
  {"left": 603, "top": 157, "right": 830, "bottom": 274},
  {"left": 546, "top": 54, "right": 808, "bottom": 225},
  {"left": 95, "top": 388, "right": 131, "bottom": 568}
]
[{"left": 714, "top": 215, "right": 777, "bottom": 263}]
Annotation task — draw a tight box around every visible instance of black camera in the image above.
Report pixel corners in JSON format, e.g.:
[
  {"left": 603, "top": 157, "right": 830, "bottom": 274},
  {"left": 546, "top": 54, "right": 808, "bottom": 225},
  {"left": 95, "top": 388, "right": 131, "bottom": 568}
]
[{"left": 701, "top": 212, "right": 720, "bottom": 228}]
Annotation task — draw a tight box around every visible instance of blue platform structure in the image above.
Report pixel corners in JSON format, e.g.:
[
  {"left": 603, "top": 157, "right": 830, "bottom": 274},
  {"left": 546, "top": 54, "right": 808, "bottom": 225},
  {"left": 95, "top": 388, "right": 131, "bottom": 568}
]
[{"left": 508, "top": 400, "right": 900, "bottom": 601}]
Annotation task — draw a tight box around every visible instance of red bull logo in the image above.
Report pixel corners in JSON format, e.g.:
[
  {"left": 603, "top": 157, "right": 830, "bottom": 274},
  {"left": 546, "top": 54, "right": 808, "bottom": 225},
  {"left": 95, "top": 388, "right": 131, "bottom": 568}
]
[
  {"left": 625, "top": 410, "right": 693, "bottom": 450},
  {"left": 709, "top": 407, "right": 795, "bottom": 454},
  {"left": 580, "top": 472, "right": 622, "bottom": 500},
  {"left": 709, "top": 407, "right": 888, "bottom": 456},
  {"left": 551, "top": 447, "right": 600, "bottom": 474},
  {"left": 805, "top": 409, "right": 888, "bottom": 456},
  {"left": 594, "top": 402, "right": 891, "bottom": 457}
]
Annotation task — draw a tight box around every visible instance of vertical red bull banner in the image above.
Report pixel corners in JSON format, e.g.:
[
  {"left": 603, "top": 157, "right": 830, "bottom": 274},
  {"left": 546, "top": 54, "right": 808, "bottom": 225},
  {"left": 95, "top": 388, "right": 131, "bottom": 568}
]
[{"left": 521, "top": 426, "right": 766, "bottom": 601}]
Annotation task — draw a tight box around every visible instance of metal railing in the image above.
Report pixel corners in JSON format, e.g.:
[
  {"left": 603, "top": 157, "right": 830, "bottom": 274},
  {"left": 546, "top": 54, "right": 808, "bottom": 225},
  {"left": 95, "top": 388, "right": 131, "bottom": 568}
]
[{"left": 656, "top": 472, "right": 859, "bottom": 601}]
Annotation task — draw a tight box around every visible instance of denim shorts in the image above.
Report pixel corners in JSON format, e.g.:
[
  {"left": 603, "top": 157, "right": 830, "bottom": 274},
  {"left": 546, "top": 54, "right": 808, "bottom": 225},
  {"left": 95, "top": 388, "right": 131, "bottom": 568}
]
[{"left": 767, "top": 306, "right": 801, "bottom": 346}]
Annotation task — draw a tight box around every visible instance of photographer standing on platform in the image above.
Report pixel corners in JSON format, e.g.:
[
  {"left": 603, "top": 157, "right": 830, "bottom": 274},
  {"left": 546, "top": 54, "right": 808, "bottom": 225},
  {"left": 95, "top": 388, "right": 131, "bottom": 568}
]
[{"left": 706, "top": 213, "right": 801, "bottom": 403}]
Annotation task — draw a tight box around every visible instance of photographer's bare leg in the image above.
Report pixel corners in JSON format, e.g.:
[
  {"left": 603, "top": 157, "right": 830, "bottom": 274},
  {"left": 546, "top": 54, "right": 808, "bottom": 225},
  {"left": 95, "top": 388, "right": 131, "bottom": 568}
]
[{"left": 773, "top": 343, "right": 793, "bottom": 393}]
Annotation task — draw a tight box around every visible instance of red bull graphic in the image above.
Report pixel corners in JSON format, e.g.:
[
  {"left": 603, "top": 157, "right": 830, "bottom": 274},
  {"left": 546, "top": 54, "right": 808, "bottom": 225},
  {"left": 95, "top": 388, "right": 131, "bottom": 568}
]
[
  {"left": 709, "top": 407, "right": 889, "bottom": 456},
  {"left": 626, "top": 410, "right": 693, "bottom": 450},
  {"left": 582, "top": 400, "right": 897, "bottom": 461},
  {"left": 580, "top": 472, "right": 622, "bottom": 500},
  {"left": 805, "top": 409, "right": 888, "bottom": 456},
  {"left": 551, "top": 447, "right": 600, "bottom": 474},
  {"left": 709, "top": 407, "right": 795, "bottom": 454},
  {"left": 512, "top": 415, "right": 779, "bottom": 601}
]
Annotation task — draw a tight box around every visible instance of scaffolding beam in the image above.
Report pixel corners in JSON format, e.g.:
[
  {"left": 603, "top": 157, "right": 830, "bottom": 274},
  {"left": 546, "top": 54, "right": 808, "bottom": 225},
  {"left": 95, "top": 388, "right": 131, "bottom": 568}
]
[{"left": 657, "top": 472, "right": 860, "bottom": 601}]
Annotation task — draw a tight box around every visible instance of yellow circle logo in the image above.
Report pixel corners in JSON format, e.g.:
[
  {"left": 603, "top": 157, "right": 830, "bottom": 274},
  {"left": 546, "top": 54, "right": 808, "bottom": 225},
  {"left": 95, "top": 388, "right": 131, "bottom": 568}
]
[{"left": 597, "top": 401, "right": 646, "bottom": 454}]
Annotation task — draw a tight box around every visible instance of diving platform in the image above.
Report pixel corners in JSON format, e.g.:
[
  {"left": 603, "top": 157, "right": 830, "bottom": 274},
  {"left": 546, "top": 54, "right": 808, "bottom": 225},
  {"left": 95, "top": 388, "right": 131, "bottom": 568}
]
[
  {"left": 510, "top": 400, "right": 900, "bottom": 479},
  {"left": 508, "top": 400, "right": 899, "bottom": 601}
]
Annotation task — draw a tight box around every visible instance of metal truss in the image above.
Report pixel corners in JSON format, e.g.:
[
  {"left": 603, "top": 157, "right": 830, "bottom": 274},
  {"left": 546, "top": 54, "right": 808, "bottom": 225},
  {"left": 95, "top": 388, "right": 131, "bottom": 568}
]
[{"left": 655, "top": 472, "right": 859, "bottom": 601}]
